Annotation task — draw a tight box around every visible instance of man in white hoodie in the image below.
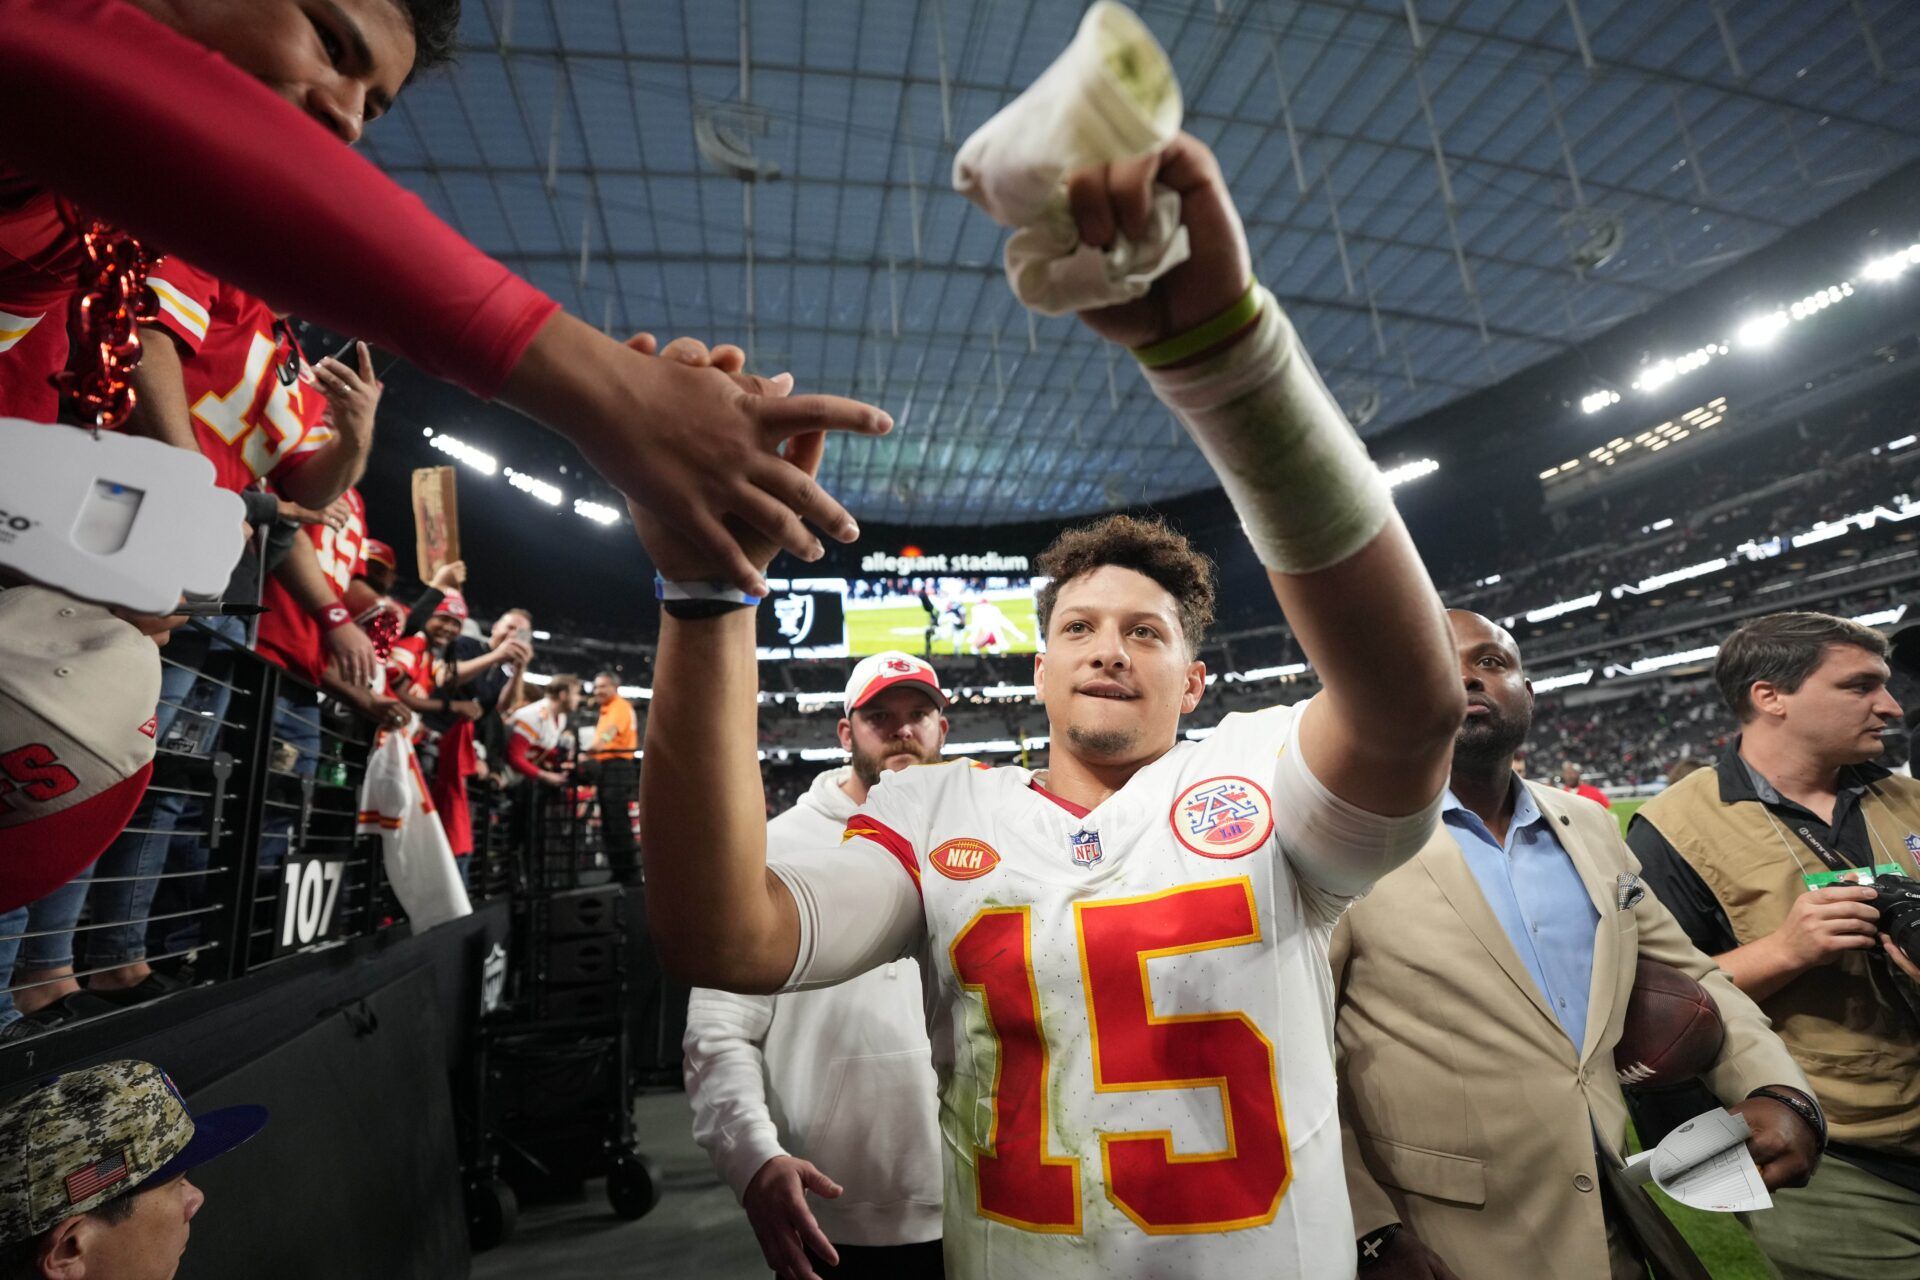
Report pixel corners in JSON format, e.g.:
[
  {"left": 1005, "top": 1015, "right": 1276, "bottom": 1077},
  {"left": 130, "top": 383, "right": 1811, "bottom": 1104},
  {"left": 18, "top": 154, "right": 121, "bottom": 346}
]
[{"left": 685, "top": 652, "right": 950, "bottom": 1280}]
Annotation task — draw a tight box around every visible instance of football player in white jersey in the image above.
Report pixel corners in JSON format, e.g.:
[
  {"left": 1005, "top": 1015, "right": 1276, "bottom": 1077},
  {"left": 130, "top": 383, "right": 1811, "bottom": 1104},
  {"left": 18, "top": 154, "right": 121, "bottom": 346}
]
[{"left": 632, "top": 134, "right": 1464, "bottom": 1280}]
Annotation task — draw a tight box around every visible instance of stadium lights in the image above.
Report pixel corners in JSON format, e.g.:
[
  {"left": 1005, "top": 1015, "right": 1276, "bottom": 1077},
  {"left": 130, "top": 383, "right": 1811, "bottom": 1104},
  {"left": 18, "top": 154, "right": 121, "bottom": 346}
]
[
  {"left": 504, "top": 468, "right": 562, "bottom": 506},
  {"left": 1531, "top": 669, "right": 1594, "bottom": 693},
  {"left": 1888, "top": 435, "right": 1917, "bottom": 451},
  {"left": 1524, "top": 592, "right": 1601, "bottom": 624},
  {"left": 1734, "top": 311, "right": 1788, "bottom": 349},
  {"left": 1852, "top": 604, "right": 1910, "bottom": 629},
  {"left": 575, "top": 498, "right": 621, "bottom": 525},
  {"left": 1611, "top": 557, "right": 1728, "bottom": 598},
  {"left": 1574, "top": 235, "right": 1910, "bottom": 416},
  {"left": 1222, "top": 663, "right": 1310, "bottom": 682},
  {"left": 426, "top": 431, "right": 497, "bottom": 474},
  {"left": 1605, "top": 645, "right": 1721, "bottom": 678},
  {"left": 1862, "top": 242, "right": 1920, "bottom": 282},
  {"left": 1380, "top": 458, "right": 1440, "bottom": 488}
]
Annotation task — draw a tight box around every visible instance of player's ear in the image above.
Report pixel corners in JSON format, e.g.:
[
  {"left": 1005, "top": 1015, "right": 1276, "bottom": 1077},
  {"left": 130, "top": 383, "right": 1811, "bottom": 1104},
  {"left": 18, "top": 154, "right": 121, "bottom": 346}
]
[
  {"left": 837, "top": 717, "right": 854, "bottom": 752},
  {"left": 1181, "top": 659, "right": 1206, "bottom": 714},
  {"left": 1033, "top": 650, "right": 1048, "bottom": 697}
]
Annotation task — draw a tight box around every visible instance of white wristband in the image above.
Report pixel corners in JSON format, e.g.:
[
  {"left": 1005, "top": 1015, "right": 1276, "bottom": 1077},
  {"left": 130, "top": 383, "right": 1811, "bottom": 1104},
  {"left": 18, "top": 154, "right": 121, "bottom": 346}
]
[{"left": 1143, "top": 287, "right": 1392, "bottom": 574}]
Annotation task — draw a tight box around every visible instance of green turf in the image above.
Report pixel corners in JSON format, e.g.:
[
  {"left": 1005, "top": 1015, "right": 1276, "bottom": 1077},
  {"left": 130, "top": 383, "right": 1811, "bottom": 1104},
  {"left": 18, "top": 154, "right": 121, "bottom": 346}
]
[
  {"left": 845, "top": 594, "right": 1041, "bottom": 657},
  {"left": 1616, "top": 794, "right": 1775, "bottom": 1277},
  {"left": 1622, "top": 1121, "right": 1776, "bottom": 1279}
]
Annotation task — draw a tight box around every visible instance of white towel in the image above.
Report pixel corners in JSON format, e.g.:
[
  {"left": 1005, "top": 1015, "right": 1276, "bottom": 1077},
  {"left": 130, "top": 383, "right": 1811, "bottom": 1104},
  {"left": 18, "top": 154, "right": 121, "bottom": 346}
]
[{"left": 952, "top": 1, "right": 1190, "bottom": 317}]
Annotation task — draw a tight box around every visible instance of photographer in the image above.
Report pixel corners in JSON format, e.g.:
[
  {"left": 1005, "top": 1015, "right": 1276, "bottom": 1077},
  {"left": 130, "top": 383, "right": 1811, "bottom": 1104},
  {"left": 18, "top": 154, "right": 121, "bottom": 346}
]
[{"left": 1630, "top": 612, "right": 1920, "bottom": 1279}]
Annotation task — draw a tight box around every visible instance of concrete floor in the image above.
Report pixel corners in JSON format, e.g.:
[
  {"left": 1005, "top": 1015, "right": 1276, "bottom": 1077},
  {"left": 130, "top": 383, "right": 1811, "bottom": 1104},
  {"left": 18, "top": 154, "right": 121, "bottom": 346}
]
[{"left": 471, "top": 1089, "right": 767, "bottom": 1280}]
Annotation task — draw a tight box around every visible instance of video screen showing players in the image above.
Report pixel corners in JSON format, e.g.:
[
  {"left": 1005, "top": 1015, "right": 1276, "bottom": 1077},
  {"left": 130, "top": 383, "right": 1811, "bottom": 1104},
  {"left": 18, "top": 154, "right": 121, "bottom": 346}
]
[{"left": 844, "top": 575, "right": 1045, "bottom": 656}]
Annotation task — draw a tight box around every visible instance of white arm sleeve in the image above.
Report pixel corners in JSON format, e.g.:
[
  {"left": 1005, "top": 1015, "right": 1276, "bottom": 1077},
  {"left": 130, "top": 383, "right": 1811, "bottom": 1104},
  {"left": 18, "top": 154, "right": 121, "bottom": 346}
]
[
  {"left": 771, "top": 843, "right": 925, "bottom": 993},
  {"left": 1272, "top": 698, "right": 1442, "bottom": 923},
  {"left": 681, "top": 989, "right": 786, "bottom": 1199}
]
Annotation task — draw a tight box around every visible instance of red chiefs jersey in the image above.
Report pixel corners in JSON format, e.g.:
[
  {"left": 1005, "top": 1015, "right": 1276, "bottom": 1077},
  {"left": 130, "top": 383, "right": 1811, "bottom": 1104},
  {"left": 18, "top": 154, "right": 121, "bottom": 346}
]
[
  {"left": 144, "top": 255, "right": 333, "bottom": 492},
  {"left": 253, "top": 488, "right": 368, "bottom": 690},
  {"left": 0, "top": 176, "right": 83, "bottom": 423},
  {"left": 385, "top": 634, "right": 449, "bottom": 702}
]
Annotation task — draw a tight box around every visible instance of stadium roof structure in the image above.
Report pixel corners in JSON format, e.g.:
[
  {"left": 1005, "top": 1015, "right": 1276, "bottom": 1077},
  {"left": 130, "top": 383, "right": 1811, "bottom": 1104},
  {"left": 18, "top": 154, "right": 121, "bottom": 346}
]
[{"left": 363, "top": 0, "right": 1920, "bottom": 526}]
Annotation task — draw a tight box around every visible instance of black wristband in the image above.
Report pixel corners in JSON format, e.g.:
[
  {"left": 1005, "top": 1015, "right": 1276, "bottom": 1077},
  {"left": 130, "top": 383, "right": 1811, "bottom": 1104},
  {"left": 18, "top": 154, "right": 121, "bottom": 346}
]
[
  {"left": 1749, "top": 1086, "right": 1827, "bottom": 1150},
  {"left": 660, "top": 596, "right": 758, "bottom": 621},
  {"left": 1358, "top": 1222, "right": 1401, "bottom": 1270}
]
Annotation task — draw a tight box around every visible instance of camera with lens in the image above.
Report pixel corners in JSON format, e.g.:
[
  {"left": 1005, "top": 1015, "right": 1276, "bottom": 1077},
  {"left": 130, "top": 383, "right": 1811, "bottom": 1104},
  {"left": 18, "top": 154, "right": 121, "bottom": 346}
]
[{"left": 1874, "top": 872, "right": 1920, "bottom": 963}]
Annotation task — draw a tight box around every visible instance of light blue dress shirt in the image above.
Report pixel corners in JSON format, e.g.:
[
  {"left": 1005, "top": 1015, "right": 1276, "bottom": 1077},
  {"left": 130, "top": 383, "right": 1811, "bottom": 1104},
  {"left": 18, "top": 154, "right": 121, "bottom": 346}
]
[{"left": 1442, "top": 782, "right": 1600, "bottom": 1047}]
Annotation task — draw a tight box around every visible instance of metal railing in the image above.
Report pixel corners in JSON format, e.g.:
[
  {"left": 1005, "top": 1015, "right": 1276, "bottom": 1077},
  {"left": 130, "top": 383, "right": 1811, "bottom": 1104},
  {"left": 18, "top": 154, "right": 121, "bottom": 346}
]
[{"left": 0, "top": 622, "right": 467, "bottom": 1034}]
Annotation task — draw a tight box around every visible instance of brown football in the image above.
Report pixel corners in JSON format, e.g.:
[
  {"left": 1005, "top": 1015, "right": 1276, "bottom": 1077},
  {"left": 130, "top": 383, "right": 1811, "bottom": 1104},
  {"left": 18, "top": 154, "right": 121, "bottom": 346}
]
[{"left": 1614, "top": 957, "right": 1725, "bottom": 1087}]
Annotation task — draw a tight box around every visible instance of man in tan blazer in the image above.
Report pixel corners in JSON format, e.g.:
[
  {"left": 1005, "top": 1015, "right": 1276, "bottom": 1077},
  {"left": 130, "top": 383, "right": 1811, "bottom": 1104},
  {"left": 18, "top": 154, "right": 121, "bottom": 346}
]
[{"left": 1335, "top": 611, "right": 1822, "bottom": 1279}]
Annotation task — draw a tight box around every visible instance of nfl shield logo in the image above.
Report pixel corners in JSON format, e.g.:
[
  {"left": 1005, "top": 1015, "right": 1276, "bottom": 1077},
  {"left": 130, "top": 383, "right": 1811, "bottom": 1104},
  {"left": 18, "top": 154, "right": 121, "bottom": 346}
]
[
  {"left": 1906, "top": 833, "right": 1920, "bottom": 855},
  {"left": 1069, "top": 828, "right": 1103, "bottom": 868}
]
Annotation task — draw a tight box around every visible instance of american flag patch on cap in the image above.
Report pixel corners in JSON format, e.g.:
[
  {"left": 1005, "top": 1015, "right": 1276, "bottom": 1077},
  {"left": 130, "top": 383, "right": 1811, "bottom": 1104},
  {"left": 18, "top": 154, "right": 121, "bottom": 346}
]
[{"left": 65, "top": 1151, "right": 129, "bottom": 1205}]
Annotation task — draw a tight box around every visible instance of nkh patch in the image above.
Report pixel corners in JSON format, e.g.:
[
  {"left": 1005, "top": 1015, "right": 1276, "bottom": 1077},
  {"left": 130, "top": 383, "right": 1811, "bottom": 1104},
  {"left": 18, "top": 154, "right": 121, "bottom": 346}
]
[
  {"left": 65, "top": 1151, "right": 129, "bottom": 1204},
  {"left": 1069, "top": 828, "right": 1103, "bottom": 868}
]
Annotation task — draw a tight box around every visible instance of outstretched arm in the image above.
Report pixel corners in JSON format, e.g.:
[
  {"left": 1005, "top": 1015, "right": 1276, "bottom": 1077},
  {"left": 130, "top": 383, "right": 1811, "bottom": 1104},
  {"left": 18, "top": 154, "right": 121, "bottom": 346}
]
[
  {"left": 1069, "top": 136, "right": 1461, "bottom": 820},
  {"left": 0, "top": 0, "right": 890, "bottom": 593}
]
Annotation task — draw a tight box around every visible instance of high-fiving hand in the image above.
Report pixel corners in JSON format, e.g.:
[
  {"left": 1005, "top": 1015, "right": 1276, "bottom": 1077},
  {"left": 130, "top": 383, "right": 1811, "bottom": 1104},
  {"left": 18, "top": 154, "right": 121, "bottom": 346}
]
[
  {"left": 620, "top": 334, "right": 830, "bottom": 594},
  {"left": 503, "top": 315, "right": 886, "bottom": 596}
]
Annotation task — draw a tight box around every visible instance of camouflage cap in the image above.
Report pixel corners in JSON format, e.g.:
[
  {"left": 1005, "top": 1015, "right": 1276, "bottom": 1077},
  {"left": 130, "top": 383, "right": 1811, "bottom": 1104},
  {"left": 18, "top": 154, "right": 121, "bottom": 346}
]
[{"left": 0, "top": 1060, "right": 265, "bottom": 1245}]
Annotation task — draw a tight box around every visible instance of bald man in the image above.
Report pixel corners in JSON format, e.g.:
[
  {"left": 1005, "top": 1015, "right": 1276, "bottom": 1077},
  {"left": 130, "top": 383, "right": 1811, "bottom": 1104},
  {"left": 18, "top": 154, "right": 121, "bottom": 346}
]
[{"left": 1332, "top": 611, "right": 1819, "bottom": 1280}]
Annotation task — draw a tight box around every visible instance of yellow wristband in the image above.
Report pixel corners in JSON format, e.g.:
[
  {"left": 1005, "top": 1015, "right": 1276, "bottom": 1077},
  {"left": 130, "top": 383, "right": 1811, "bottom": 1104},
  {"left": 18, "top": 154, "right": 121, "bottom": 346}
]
[{"left": 1130, "top": 280, "right": 1260, "bottom": 368}]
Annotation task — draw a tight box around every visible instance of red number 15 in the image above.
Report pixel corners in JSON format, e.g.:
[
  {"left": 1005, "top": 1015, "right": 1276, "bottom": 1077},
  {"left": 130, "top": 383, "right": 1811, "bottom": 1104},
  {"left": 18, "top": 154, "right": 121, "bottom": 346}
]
[{"left": 949, "top": 878, "right": 1291, "bottom": 1236}]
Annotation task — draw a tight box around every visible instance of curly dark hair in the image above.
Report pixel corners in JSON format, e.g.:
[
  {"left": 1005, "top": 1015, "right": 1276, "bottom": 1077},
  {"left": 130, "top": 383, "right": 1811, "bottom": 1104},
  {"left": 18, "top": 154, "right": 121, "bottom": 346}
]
[
  {"left": 393, "top": 0, "right": 461, "bottom": 75},
  {"left": 1034, "top": 515, "right": 1217, "bottom": 654}
]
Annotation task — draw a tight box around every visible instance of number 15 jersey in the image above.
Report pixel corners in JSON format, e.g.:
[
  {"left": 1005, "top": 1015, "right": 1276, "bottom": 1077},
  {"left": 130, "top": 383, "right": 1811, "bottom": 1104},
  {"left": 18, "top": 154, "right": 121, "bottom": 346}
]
[{"left": 772, "top": 701, "right": 1440, "bottom": 1280}]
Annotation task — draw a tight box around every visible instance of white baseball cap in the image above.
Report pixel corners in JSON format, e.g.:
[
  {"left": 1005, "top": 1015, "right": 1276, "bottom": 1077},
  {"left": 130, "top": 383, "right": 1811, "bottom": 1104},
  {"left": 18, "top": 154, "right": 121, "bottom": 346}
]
[
  {"left": 0, "top": 587, "right": 161, "bottom": 912},
  {"left": 844, "top": 652, "right": 948, "bottom": 715}
]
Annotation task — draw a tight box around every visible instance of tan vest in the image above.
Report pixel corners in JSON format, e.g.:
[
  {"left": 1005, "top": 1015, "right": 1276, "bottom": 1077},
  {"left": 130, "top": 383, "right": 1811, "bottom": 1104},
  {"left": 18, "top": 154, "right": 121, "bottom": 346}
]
[{"left": 1638, "top": 766, "right": 1920, "bottom": 1153}]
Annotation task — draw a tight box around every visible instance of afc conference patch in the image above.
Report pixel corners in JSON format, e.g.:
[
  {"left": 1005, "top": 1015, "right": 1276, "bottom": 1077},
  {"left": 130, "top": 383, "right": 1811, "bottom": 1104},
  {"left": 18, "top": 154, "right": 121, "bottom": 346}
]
[
  {"left": 1069, "top": 828, "right": 1103, "bottom": 868},
  {"left": 1171, "top": 776, "right": 1275, "bottom": 859}
]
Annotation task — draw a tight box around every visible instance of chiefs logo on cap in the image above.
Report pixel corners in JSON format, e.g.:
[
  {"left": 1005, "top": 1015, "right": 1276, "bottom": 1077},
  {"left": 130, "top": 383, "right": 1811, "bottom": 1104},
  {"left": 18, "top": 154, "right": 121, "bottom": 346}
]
[
  {"left": 1170, "top": 776, "right": 1273, "bottom": 859},
  {"left": 884, "top": 658, "right": 915, "bottom": 673},
  {"left": 930, "top": 837, "right": 1000, "bottom": 880}
]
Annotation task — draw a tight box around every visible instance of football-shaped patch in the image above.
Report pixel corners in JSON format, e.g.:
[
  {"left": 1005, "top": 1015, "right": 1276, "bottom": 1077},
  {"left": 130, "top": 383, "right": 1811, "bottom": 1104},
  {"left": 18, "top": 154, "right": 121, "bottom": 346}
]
[
  {"left": 1170, "top": 776, "right": 1274, "bottom": 859},
  {"left": 931, "top": 837, "right": 1001, "bottom": 880}
]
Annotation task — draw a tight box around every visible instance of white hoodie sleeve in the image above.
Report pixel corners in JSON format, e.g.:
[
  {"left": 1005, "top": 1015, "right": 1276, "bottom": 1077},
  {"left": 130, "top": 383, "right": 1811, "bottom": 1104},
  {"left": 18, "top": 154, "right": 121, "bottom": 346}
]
[{"left": 683, "top": 988, "right": 786, "bottom": 1200}]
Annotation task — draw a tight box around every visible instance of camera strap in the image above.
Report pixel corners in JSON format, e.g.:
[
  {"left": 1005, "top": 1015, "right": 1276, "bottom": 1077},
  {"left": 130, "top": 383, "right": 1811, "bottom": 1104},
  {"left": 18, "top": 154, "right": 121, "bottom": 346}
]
[{"left": 1774, "top": 813, "right": 1863, "bottom": 875}]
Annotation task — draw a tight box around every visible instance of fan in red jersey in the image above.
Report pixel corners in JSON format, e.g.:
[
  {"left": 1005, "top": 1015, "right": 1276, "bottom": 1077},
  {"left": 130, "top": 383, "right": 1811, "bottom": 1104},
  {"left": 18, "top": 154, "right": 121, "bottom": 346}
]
[{"left": 385, "top": 595, "right": 483, "bottom": 871}]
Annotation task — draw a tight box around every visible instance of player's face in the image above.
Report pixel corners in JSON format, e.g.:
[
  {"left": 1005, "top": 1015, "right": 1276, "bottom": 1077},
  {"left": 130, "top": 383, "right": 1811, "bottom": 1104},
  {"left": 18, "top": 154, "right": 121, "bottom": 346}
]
[
  {"left": 67, "top": 1176, "right": 203, "bottom": 1280},
  {"left": 840, "top": 687, "right": 947, "bottom": 788},
  {"left": 165, "top": 0, "right": 416, "bottom": 144},
  {"left": 1035, "top": 566, "right": 1204, "bottom": 767},
  {"left": 594, "top": 676, "right": 618, "bottom": 704},
  {"left": 1448, "top": 610, "right": 1532, "bottom": 770},
  {"left": 1764, "top": 643, "right": 1902, "bottom": 765}
]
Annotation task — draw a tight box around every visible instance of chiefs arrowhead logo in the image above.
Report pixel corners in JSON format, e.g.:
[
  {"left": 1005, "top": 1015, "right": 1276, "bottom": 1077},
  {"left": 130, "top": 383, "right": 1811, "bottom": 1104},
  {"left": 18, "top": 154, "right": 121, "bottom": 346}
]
[
  {"left": 885, "top": 657, "right": 915, "bottom": 673},
  {"left": 930, "top": 837, "right": 1000, "bottom": 880},
  {"left": 137, "top": 717, "right": 158, "bottom": 739}
]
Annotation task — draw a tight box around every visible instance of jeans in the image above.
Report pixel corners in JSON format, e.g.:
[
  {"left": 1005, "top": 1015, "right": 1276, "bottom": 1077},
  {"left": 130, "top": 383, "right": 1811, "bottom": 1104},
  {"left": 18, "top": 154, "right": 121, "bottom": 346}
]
[
  {"left": 257, "top": 694, "right": 322, "bottom": 871},
  {"left": 82, "top": 616, "right": 245, "bottom": 969},
  {"left": 0, "top": 906, "right": 26, "bottom": 1027}
]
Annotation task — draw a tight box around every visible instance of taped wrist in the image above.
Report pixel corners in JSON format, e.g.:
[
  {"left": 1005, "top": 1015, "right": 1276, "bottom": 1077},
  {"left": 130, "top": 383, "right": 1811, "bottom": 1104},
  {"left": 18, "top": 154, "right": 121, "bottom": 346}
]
[
  {"left": 1143, "top": 286, "right": 1392, "bottom": 574},
  {"left": 313, "top": 602, "right": 352, "bottom": 632}
]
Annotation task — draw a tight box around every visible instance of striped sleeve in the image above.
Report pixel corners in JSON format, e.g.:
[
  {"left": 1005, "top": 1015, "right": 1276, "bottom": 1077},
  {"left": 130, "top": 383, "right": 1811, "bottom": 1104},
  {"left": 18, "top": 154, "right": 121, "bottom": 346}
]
[
  {"left": 841, "top": 813, "right": 922, "bottom": 898},
  {"left": 145, "top": 261, "right": 217, "bottom": 353}
]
